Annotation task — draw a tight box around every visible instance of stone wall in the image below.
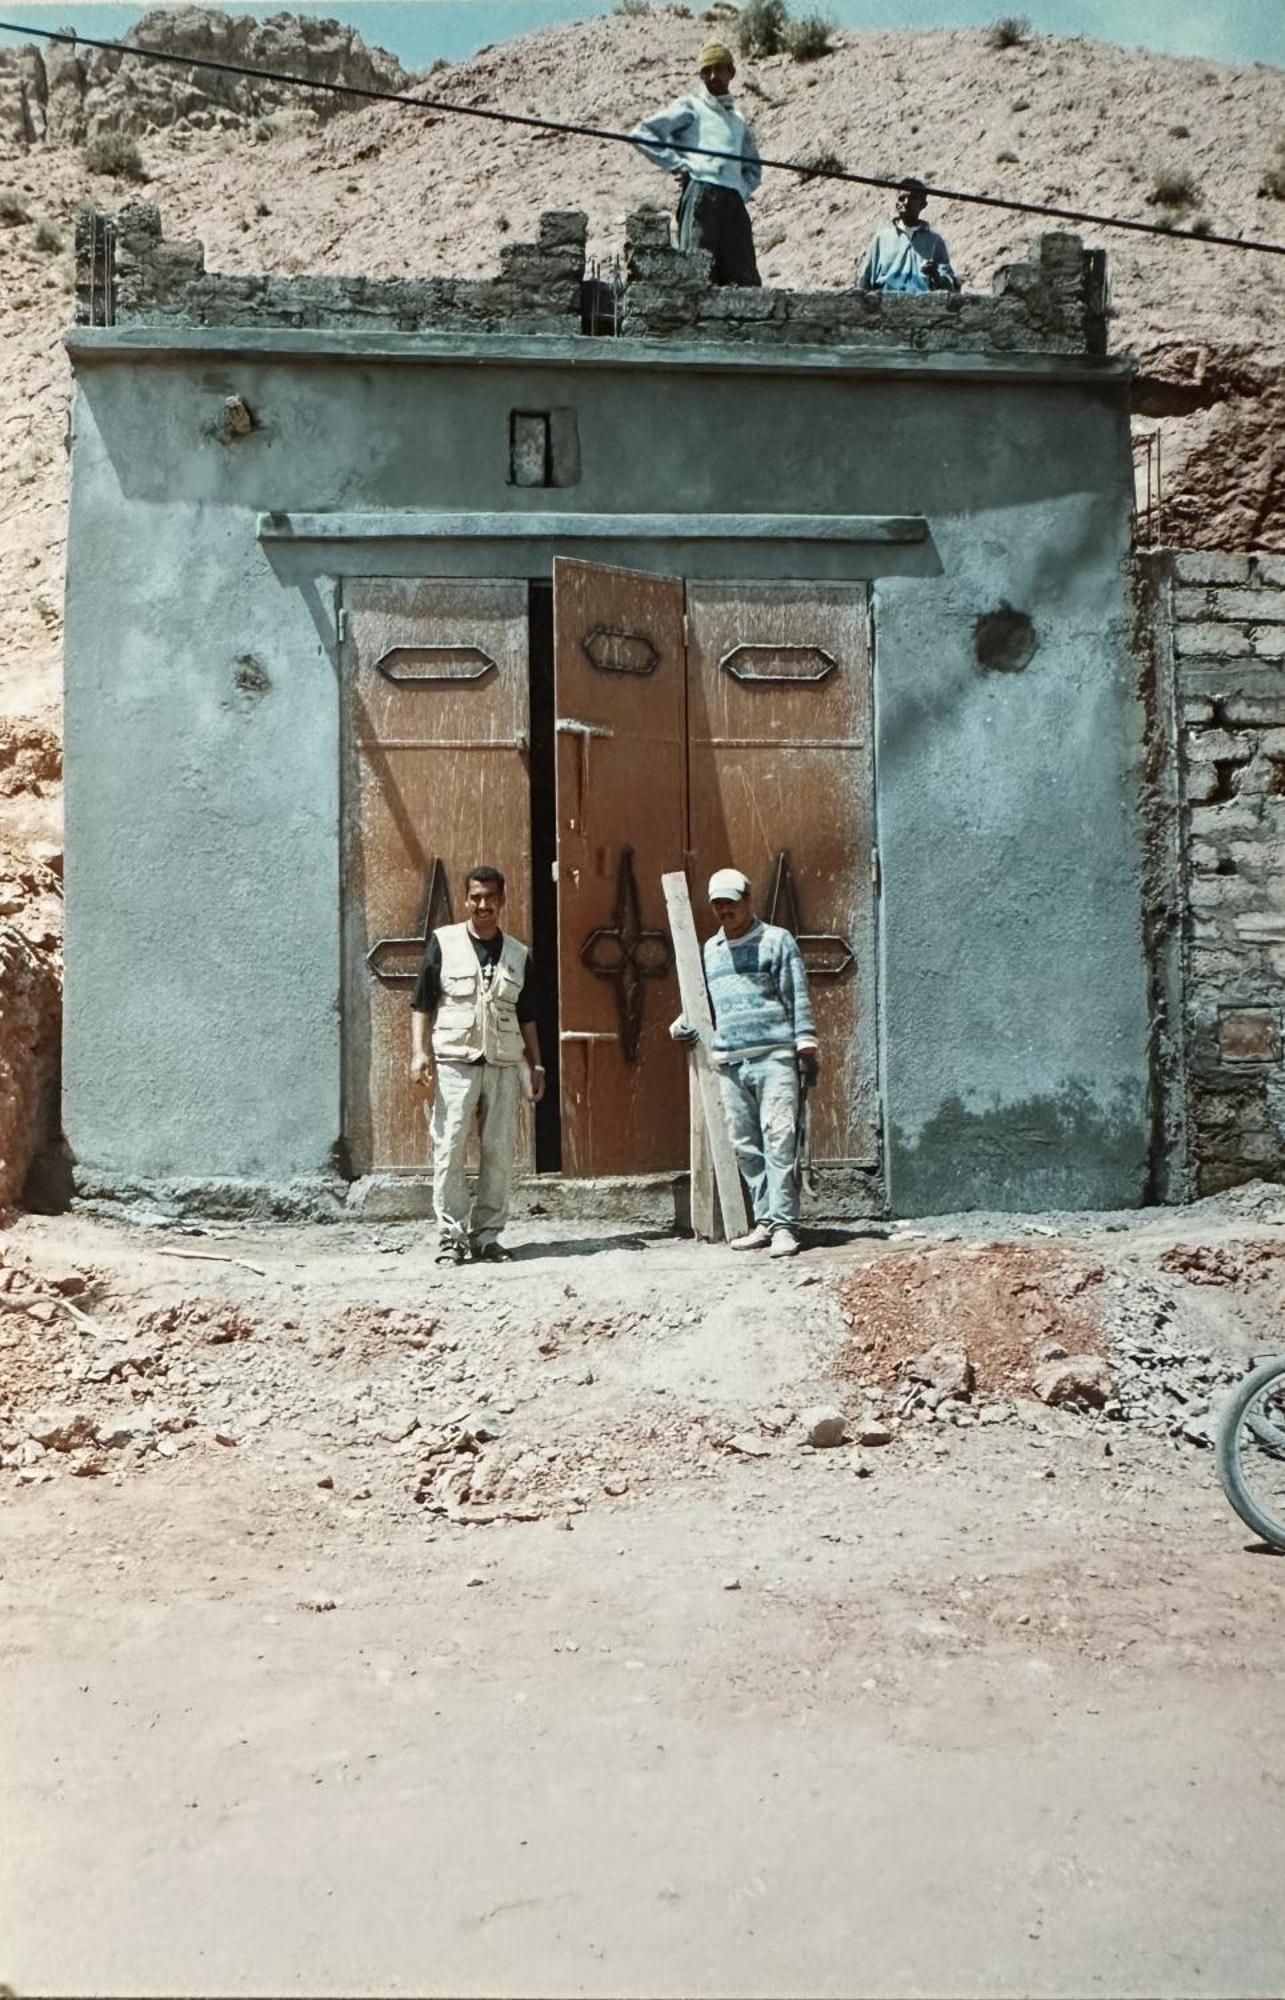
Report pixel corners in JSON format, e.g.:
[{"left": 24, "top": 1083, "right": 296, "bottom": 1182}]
[
  {"left": 621, "top": 210, "right": 1108, "bottom": 355},
  {"left": 1159, "top": 551, "right": 1285, "bottom": 1193},
  {"left": 75, "top": 204, "right": 587, "bottom": 336},
  {"left": 75, "top": 202, "right": 1110, "bottom": 359}
]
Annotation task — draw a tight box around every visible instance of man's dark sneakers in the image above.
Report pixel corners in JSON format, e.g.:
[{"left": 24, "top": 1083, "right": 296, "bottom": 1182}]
[
  {"left": 434, "top": 1243, "right": 468, "bottom": 1267},
  {"left": 475, "top": 1241, "right": 514, "bottom": 1263}
]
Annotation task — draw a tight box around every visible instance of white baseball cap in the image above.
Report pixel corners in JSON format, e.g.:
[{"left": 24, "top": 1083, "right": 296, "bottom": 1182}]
[{"left": 707, "top": 868, "right": 751, "bottom": 902}]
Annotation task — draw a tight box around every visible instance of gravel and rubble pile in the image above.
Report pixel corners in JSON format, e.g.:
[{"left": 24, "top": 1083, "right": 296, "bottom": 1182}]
[
  {"left": 834, "top": 1243, "right": 1111, "bottom": 1397},
  {"left": 4, "top": 1220, "right": 1284, "bottom": 1509},
  {"left": 831, "top": 1233, "right": 1285, "bottom": 1455}
]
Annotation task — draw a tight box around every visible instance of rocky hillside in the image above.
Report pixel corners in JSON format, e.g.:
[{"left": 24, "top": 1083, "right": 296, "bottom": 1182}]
[
  {"left": 0, "top": 6, "right": 409, "bottom": 145},
  {"left": 0, "top": 8, "right": 1281, "bottom": 732}
]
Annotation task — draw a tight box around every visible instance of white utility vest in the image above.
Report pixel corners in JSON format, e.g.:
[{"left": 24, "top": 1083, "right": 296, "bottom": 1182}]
[{"left": 431, "top": 923, "right": 528, "bottom": 1066}]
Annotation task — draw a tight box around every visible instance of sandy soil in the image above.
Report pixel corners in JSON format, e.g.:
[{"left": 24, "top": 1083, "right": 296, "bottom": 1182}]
[{"left": 2, "top": 1193, "right": 1284, "bottom": 1994}]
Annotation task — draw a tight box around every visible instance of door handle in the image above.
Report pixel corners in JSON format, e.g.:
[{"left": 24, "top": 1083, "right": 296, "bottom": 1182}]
[{"left": 556, "top": 718, "right": 612, "bottom": 819}]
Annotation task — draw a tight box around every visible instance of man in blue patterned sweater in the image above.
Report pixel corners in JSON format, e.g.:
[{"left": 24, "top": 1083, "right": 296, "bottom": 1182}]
[{"left": 673, "top": 868, "right": 820, "bottom": 1258}]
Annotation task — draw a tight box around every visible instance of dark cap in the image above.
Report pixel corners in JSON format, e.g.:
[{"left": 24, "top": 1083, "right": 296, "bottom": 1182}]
[{"left": 898, "top": 175, "right": 928, "bottom": 193}]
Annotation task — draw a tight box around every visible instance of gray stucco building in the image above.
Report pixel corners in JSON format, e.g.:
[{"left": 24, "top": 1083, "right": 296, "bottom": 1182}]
[{"left": 63, "top": 203, "right": 1156, "bottom": 1219}]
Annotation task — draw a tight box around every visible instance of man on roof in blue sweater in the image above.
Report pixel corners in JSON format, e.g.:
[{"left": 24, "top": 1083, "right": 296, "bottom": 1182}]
[{"left": 673, "top": 867, "right": 819, "bottom": 1258}]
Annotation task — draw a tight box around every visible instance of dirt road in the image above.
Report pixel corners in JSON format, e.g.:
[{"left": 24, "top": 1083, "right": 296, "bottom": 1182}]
[{"left": 2, "top": 1201, "right": 1284, "bottom": 1996}]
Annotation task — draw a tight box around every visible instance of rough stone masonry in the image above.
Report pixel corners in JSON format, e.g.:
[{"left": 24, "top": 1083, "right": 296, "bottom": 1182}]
[
  {"left": 1149, "top": 551, "right": 1285, "bottom": 1195},
  {"left": 75, "top": 203, "right": 1109, "bottom": 357}
]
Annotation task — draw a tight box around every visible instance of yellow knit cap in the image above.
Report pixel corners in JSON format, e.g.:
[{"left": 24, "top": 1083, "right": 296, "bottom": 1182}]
[{"left": 698, "top": 41, "right": 735, "bottom": 69}]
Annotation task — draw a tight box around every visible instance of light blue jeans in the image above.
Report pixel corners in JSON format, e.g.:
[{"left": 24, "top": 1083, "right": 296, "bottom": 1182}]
[{"left": 716, "top": 1048, "right": 800, "bottom": 1230}]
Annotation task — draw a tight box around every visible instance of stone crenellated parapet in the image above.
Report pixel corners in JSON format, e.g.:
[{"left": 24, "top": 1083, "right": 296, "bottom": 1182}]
[
  {"left": 76, "top": 203, "right": 589, "bottom": 335},
  {"left": 621, "top": 208, "right": 1109, "bottom": 354},
  {"left": 74, "top": 202, "right": 1112, "bottom": 358}
]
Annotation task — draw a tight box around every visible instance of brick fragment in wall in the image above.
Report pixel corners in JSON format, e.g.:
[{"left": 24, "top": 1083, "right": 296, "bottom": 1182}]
[
  {"left": 1173, "top": 551, "right": 1253, "bottom": 586},
  {"left": 1218, "top": 1008, "right": 1282, "bottom": 1064},
  {"left": 1234, "top": 911, "right": 1285, "bottom": 945},
  {"left": 498, "top": 247, "right": 584, "bottom": 286},
  {"left": 1191, "top": 915, "right": 1239, "bottom": 947},
  {"left": 1179, "top": 665, "right": 1285, "bottom": 702},
  {"left": 1197, "top": 1126, "right": 1277, "bottom": 1166},
  {"left": 624, "top": 209, "right": 673, "bottom": 251},
  {"left": 1183, "top": 727, "right": 1253, "bottom": 762},
  {"left": 1221, "top": 695, "right": 1285, "bottom": 726},
  {"left": 538, "top": 211, "right": 588, "bottom": 251},
  {"left": 1191, "top": 946, "right": 1269, "bottom": 987},
  {"left": 1182, "top": 698, "right": 1216, "bottom": 725},
  {"left": 1175, "top": 622, "right": 1253, "bottom": 660},
  {"left": 1253, "top": 628, "right": 1285, "bottom": 660},
  {"left": 1209, "top": 587, "right": 1285, "bottom": 624},
  {"left": 1257, "top": 556, "right": 1285, "bottom": 588},
  {"left": 1187, "top": 874, "right": 1259, "bottom": 913},
  {"left": 1229, "top": 759, "right": 1285, "bottom": 799},
  {"left": 698, "top": 290, "right": 782, "bottom": 324},
  {"left": 1197, "top": 1158, "right": 1270, "bottom": 1195},
  {"left": 1184, "top": 764, "right": 1221, "bottom": 803},
  {"left": 1227, "top": 839, "right": 1281, "bottom": 879},
  {"left": 1192, "top": 1088, "right": 1260, "bottom": 1131},
  {"left": 1189, "top": 801, "right": 1264, "bottom": 837}
]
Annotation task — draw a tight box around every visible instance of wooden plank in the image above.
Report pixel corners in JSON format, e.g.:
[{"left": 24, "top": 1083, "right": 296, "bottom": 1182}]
[
  {"left": 553, "top": 559, "right": 688, "bottom": 1177},
  {"left": 688, "top": 1076, "right": 717, "bottom": 1240},
  {"left": 661, "top": 871, "right": 748, "bottom": 1240},
  {"left": 341, "top": 578, "right": 533, "bottom": 1176},
  {"left": 686, "top": 582, "right": 878, "bottom": 1168}
]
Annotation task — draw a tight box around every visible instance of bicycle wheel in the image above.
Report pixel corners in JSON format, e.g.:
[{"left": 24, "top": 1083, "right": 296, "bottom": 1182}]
[{"left": 1215, "top": 1355, "right": 1285, "bottom": 1550}]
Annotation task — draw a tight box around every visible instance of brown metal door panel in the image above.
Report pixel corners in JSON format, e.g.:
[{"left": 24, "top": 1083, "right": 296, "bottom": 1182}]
[
  {"left": 552, "top": 558, "right": 688, "bottom": 1177},
  {"left": 343, "top": 579, "right": 532, "bottom": 1175},
  {"left": 685, "top": 582, "right": 878, "bottom": 1167}
]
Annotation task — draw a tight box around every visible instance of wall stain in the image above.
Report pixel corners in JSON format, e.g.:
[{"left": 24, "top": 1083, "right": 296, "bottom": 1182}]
[{"left": 892, "top": 1081, "right": 1148, "bottom": 1214}]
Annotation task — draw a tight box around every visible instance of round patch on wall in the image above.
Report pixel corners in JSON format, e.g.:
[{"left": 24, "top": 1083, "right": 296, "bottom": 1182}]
[{"left": 974, "top": 604, "right": 1038, "bottom": 674}]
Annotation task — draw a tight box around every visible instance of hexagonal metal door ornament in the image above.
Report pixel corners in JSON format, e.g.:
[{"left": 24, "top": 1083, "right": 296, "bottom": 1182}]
[
  {"left": 374, "top": 646, "right": 497, "bottom": 685},
  {"left": 581, "top": 627, "right": 660, "bottom": 677},
  {"left": 720, "top": 645, "right": 837, "bottom": 685}
]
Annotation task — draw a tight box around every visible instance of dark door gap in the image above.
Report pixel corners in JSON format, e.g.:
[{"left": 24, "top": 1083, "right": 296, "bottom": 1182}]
[{"left": 528, "top": 580, "right": 562, "bottom": 1172}]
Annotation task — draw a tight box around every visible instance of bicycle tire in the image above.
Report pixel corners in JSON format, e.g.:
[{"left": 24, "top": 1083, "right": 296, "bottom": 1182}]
[{"left": 1215, "top": 1354, "right": 1285, "bottom": 1550}]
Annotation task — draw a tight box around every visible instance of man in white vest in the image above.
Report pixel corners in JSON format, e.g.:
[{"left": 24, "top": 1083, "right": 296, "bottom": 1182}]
[{"left": 410, "top": 866, "right": 545, "bottom": 1266}]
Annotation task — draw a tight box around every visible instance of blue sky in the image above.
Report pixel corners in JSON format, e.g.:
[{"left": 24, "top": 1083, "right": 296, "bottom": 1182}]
[{"left": 1, "top": 0, "right": 1281, "bottom": 67}]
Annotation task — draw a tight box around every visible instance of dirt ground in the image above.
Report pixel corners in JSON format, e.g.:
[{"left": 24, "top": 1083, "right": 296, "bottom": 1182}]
[{"left": 2, "top": 1190, "right": 1285, "bottom": 1997}]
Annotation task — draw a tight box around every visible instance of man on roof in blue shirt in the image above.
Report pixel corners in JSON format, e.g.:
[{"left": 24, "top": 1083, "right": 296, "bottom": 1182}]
[
  {"left": 671, "top": 867, "right": 819, "bottom": 1259},
  {"left": 631, "top": 41, "right": 762, "bottom": 287},
  {"left": 857, "top": 176, "right": 960, "bottom": 293}
]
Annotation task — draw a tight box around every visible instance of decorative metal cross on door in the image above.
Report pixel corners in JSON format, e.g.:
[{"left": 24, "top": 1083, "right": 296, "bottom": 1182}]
[
  {"left": 766, "top": 851, "right": 855, "bottom": 978},
  {"left": 580, "top": 845, "right": 675, "bottom": 1061}
]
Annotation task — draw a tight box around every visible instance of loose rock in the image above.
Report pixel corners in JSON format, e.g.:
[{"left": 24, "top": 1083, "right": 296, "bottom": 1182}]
[
  {"left": 1031, "top": 1354, "right": 1114, "bottom": 1410},
  {"left": 906, "top": 1342, "right": 974, "bottom": 1401},
  {"left": 800, "top": 1405, "right": 848, "bottom": 1449}
]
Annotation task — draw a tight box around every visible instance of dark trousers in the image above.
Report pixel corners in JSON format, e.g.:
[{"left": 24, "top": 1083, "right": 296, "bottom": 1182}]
[{"left": 677, "top": 181, "right": 761, "bottom": 287}]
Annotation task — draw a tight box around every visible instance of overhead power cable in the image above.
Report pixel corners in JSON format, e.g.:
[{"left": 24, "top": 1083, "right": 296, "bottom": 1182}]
[{"left": 2, "top": 18, "right": 1283, "bottom": 258}]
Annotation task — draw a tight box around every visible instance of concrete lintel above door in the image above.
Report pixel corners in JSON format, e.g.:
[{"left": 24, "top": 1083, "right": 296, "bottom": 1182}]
[
  {"left": 261, "top": 512, "right": 938, "bottom": 582},
  {"left": 259, "top": 511, "right": 928, "bottom": 544}
]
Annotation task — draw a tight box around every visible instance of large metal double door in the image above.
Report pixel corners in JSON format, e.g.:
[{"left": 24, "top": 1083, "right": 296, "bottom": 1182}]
[{"left": 343, "top": 560, "right": 878, "bottom": 1182}]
